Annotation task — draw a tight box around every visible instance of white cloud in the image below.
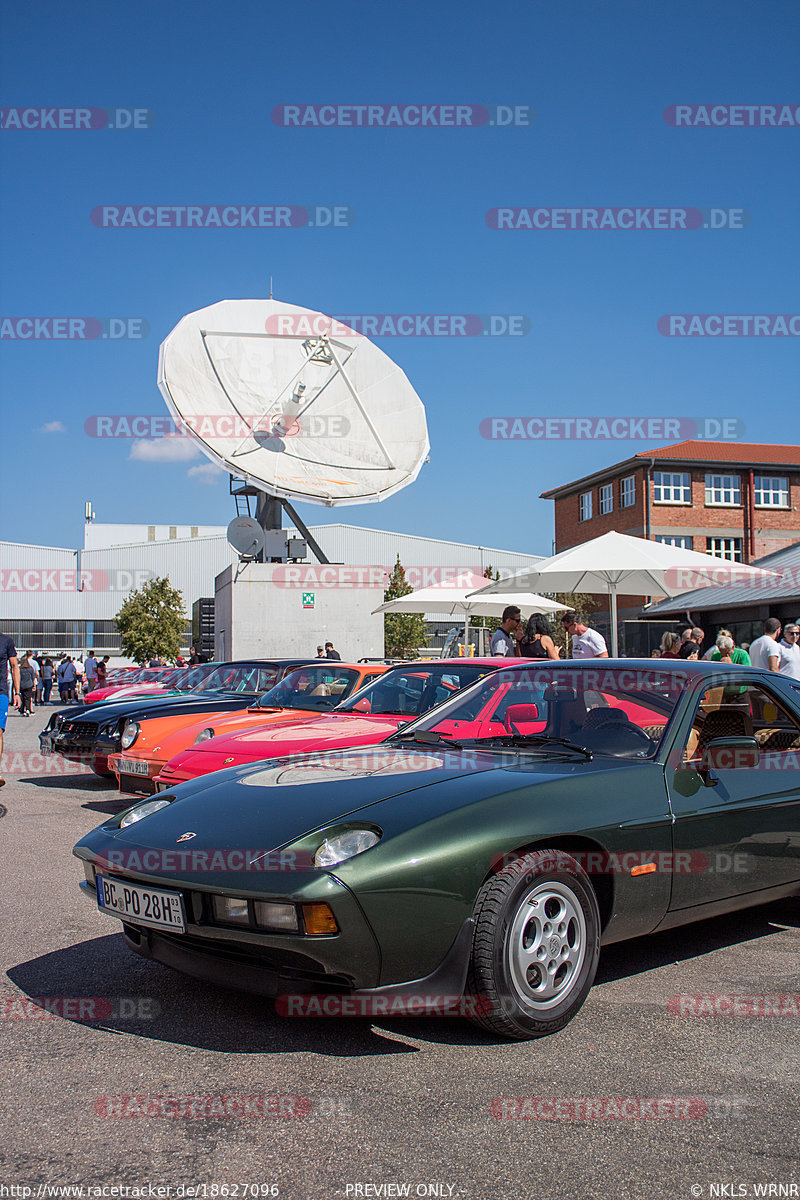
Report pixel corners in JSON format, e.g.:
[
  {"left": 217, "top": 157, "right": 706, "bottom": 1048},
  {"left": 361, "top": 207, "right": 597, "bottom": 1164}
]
[
  {"left": 38, "top": 420, "right": 66, "bottom": 434},
  {"left": 187, "top": 461, "right": 224, "bottom": 484},
  {"left": 129, "top": 438, "right": 201, "bottom": 462}
]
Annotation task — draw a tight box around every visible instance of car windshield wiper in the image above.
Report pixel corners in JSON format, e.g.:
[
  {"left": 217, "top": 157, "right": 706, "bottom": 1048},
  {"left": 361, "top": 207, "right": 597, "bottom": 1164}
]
[
  {"left": 391, "top": 729, "right": 463, "bottom": 750},
  {"left": 476, "top": 734, "right": 593, "bottom": 760}
]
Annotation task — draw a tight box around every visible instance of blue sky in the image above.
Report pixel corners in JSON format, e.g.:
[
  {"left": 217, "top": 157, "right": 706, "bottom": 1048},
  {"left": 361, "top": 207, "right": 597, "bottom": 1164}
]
[{"left": 1, "top": 0, "right": 798, "bottom": 555}]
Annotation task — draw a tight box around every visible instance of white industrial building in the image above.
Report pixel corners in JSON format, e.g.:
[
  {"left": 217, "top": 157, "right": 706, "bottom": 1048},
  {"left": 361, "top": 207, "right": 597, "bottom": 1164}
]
[{"left": 1, "top": 518, "right": 544, "bottom": 660}]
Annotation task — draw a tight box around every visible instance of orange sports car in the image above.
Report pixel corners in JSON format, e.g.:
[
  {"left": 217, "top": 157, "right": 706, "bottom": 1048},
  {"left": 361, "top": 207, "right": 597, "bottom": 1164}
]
[{"left": 108, "top": 660, "right": 387, "bottom": 796}]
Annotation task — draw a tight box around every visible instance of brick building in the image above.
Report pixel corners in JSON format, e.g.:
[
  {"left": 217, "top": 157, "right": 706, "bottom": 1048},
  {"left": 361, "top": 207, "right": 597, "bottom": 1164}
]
[
  {"left": 540, "top": 441, "right": 800, "bottom": 652},
  {"left": 541, "top": 441, "right": 800, "bottom": 561}
]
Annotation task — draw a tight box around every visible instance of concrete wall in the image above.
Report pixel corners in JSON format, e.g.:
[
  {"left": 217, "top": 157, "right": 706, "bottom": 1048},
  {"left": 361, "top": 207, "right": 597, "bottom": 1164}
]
[{"left": 214, "top": 564, "right": 385, "bottom": 661}]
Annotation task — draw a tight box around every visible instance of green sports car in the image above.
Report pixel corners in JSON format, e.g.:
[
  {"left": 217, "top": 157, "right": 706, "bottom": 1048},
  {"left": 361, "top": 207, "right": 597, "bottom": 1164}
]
[{"left": 73, "top": 660, "right": 800, "bottom": 1040}]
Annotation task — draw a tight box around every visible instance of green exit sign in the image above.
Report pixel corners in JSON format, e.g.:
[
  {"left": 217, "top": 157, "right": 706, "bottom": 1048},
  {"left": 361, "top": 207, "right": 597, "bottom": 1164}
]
[{"left": 302, "top": 592, "right": 315, "bottom": 609}]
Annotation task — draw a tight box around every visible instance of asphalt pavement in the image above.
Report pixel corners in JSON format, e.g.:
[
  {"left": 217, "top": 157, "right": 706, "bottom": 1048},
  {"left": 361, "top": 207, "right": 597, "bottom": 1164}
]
[{"left": 1, "top": 702, "right": 798, "bottom": 1199}]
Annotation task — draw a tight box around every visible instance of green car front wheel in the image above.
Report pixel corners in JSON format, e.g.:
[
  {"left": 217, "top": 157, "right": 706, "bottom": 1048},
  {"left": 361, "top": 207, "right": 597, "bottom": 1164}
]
[{"left": 467, "top": 849, "right": 601, "bottom": 1040}]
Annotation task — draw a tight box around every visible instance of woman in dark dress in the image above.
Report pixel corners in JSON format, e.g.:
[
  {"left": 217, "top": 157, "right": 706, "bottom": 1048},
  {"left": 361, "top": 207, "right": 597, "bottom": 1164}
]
[{"left": 518, "top": 613, "right": 561, "bottom": 660}]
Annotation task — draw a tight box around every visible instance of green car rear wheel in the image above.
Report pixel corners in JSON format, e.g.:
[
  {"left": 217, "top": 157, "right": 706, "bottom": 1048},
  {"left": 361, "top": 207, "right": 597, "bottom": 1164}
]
[{"left": 467, "top": 849, "right": 601, "bottom": 1040}]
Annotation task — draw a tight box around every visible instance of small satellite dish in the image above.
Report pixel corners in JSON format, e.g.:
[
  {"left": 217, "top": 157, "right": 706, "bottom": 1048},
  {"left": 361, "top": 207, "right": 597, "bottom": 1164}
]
[
  {"left": 158, "top": 299, "right": 429, "bottom": 507},
  {"left": 226, "top": 516, "right": 266, "bottom": 560}
]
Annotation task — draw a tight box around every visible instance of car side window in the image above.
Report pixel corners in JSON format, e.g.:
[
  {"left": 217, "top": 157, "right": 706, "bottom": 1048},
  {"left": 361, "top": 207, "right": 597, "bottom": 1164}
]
[{"left": 682, "top": 682, "right": 800, "bottom": 764}]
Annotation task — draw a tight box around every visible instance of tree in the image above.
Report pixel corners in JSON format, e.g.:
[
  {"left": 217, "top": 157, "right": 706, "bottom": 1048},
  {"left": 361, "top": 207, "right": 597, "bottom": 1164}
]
[
  {"left": 115, "top": 576, "right": 187, "bottom": 664},
  {"left": 551, "top": 592, "right": 598, "bottom": 657},
  {"left": 383, "top": 556, "right": 429, "bottom": 659}
]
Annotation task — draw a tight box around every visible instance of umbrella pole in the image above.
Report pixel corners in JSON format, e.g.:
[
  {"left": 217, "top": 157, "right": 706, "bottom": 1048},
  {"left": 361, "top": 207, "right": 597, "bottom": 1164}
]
[
  {"left": 464, "top": 612, "right": 469, "bottom": 654},
  {"left": 610, "top": 587, "right": 619, "bottom": 657}
]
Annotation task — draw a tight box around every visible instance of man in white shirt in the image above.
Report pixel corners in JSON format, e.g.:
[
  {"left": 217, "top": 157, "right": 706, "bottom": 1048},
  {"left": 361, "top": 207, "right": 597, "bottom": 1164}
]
[
  {"left": 561, "top": 612, "right": 609, "bottom": 658},
  {"left": 776, "top": 624, "right": 800, "bottom": 681},
  {"left": 748, "top": 618, "right": 782, "bottom": 672},
  {"left": 84, "top": 650, "right": 99, "bottom": 693}
]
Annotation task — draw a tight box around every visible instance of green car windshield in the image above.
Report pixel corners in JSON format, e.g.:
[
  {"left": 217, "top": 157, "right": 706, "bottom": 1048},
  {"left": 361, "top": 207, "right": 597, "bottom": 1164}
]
[
  {"left": 394, "top": 665, "right": 688, "bottom": 758},
  {"left": 334, "top": 663, "right": 497, "bottom": 717}
]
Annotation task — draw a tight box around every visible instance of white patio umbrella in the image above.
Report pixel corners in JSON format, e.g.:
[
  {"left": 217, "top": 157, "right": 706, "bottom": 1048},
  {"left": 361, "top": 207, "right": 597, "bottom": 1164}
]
[
  {"left": 373, "top": 571, "right": 569, "bottom": 650},
  {"left": 467, "top": 532, "right": 780, "bottom": 656}
]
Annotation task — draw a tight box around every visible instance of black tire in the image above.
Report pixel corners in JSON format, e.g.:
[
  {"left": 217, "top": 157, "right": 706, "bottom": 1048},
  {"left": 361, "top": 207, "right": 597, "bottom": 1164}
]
[{"left": 467, "top": 849, "right": 601, "bottom": 1040}]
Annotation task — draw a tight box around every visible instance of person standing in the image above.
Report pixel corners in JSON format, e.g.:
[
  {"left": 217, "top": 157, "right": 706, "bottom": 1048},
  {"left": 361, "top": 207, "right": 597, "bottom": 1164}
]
[
  {"left": 324, "top": 641, "right": 341, "bottom": 661},
  {"left": 518, "top": 613, "right": 560, "bottom": 660},
  {"left": 96, "top": 656, "right": 109, "bottom": 687},
  {"left": 41, "top": 657, "right": 54, "bottom": 704},
  {"left": 316, "top": 645, "right": 326, "bottom": 658},
  {"left": 0, "top": 632, "right": 21, "bottom": 788},
  {"left": 561, "top": 612, "right": 609, "bottom": 659},
  {"left": 748, "top": 618, "right": 782, "bottom": 672},
  {"left": 61, "top": 657, "right": 77, "bottom": 701},
  {"left": 74, "top": 655, "right": 85, "bottom": 701},
  {"left": 776, "top": 623, "right": 800, "bottom": 681},
  {"left": 18, "top": 655, "right": 36, "bottom": 716},
  {"left": 84, "top": 650, "right": 98, "bottom": 694},
  {"left": 26, "top": 652, "right": 40, "bottom": 706},
  {"left": 660, "top": 632, "right": 682, "bottom": 659},
  {"left": 711, "top": 637, "right": 751, "bottom": 666},
  {"left": 490, "top": 606, "right": 522, "bottom": 656}
]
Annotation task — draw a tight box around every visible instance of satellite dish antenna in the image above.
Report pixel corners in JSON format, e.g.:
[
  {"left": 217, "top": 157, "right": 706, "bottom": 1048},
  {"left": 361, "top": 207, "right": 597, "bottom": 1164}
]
[
  {"left": 226, "top": 515, "right": 265, "bottom": 560},
  {"left": 157, "top": 299, "right": 429, "bottom": 511}
]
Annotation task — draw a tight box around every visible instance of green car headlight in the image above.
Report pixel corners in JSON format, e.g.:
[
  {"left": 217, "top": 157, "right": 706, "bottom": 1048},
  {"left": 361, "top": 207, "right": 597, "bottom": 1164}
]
[
  {"left": 119, "top": 798, "right": 173, "bottom": 829},
  {"left": 121, "top": 721, "right": 140, "bottom": 749},
  {"left": 193, "top": 728, "right": 215, "bottom": 744},
  {"left": 314, "top": 829, "right": 380, "bottom": 868}
]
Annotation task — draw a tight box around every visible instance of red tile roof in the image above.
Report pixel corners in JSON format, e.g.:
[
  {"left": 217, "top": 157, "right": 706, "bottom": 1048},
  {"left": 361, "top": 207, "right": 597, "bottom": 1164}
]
[{"left": 635, "top": 441, "right": 800, "bottom": 465}]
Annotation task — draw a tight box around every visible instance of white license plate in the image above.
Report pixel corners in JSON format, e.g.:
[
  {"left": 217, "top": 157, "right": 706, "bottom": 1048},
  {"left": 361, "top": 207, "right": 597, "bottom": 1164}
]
[
  {"left": 96, "top": 874, "right": 186, "bottom": 932},
  {"left": 119, "top": 758, "right": 150, "bottom": 776}
]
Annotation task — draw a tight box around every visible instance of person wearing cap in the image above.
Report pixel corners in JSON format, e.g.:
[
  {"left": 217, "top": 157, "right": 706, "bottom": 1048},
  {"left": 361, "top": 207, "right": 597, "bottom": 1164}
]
[{"left": 315, "top": 645, "right": 325, "bottom": 658}]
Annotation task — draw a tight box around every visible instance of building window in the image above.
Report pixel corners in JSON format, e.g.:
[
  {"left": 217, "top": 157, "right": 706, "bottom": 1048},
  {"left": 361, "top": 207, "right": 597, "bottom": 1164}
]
[
  {"left": 706, "top": 537, "right": 743, "bottom": 562},
  {"left": 705, "top": 473, "right": 741, "bottom": 506},
  {"left": 653, "top": 472, "right": 691, "bottom": 504},
  {"left": 579, "top": 491, "right": 593, "bottom": 521},
  {"left": 753, "top": 475, "right": 789, "bottom": 508},
  {"left": 620, "top": 475, "right": 635, "bottom": 508},
  {"left": 599, "top": 484, "right": 613, "bottom": 515},
  {"left": 655, "top": 535, "right": 693, "bottom": 550}
]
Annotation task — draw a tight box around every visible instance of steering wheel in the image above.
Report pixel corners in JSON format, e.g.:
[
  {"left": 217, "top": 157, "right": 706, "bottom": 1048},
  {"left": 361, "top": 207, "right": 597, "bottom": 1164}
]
[{"left": 581, "top": 722, "right": 655, "bottom": 755}]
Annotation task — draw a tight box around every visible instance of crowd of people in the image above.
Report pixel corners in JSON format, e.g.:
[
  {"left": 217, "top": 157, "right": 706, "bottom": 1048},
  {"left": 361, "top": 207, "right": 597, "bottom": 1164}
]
[
  {"left": 13, "top": 649, "right": 114, "bottom": 711},
  {"left": 487, "top": 608, "right": 800, "bottom": 679},
  {"left": 648, "top": 618, "right": 800, "bottom": 679}
]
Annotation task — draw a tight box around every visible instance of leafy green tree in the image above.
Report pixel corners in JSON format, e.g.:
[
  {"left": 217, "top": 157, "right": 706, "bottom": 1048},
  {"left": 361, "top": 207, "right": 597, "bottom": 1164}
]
[
  {"left": 469, "top": 565, "right": 502, "bottom": 653},
  {"left": 383, "top": 556, "right": 429, "bottom": 659},
  {"left": 115, "top": 576, "right": 187, "bottom": 664},
  {"left": 551, "top": 592, "right": 598, "bottom": 657}
]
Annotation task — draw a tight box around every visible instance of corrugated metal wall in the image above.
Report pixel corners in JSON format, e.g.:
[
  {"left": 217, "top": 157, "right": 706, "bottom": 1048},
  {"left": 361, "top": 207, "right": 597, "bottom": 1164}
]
[{"left": 1, "top": 526, "right": 543, "bottom": 623}]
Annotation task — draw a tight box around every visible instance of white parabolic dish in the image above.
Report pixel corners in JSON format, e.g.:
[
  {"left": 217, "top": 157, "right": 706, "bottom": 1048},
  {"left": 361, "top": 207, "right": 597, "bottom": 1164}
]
[{"left": 157, "top": 299, "right": 430, "bottom": 506}]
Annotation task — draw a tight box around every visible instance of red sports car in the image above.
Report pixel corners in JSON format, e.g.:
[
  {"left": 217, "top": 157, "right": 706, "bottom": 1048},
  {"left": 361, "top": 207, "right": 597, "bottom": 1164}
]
[{"left": 156, "top": 659, "right": 505, "bottom": 789}]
